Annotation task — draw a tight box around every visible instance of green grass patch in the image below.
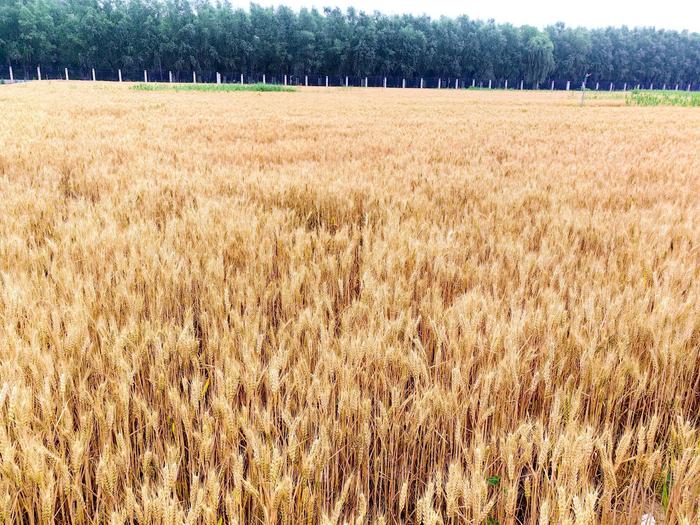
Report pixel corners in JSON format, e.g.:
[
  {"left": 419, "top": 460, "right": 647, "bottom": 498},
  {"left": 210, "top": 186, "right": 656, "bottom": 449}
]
[
  {"left": 626, "top": 89, "right": 700, "bottom": 107},
  {"left": 131, "top": 82, "right": 295, "bottom": 93}
]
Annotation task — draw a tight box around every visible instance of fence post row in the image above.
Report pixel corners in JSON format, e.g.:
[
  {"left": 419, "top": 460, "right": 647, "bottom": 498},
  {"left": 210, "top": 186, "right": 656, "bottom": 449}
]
[{"left": 8, "top": 68, "right": 696, "bottom": 92}]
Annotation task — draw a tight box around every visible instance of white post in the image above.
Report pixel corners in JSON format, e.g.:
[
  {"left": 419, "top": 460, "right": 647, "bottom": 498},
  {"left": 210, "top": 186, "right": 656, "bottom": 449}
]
[
  {"left": 118, "top": 69, "right": 122, "bottom": 82},
  {"left": 595, "top": 82, "right": 599, "bottom": 90},
  {"left": 566, "top": 81, "right": 570, "bottom": 91},
  {"left": 325, "top": 75, "right": 328, "bottom": 87},
  {"left": 216, "top": 72, "right": 221, "bottom": 84},
  {"left": 37, "top": 65, "right": 42, "bottom": 81},
  {"left": 488, "top": 79, "right": 492, "bottom": 89},
  {"left": 240, "top": 73, "right": 244, "bottom": 84},
  {"left": 662, "top": 84, "right": 666, "bottom": 90},
  {"left": 169, "top": 71, "right": 173, "bottom": 83},
  {"left": 144, "top": 70, "right": 148, "bottom": 83},
  {"left": 304, "top": 75, "right": 308, "bottom": 86},
  {"left": 383, "top": 77, "right": 386, "bottom": 88},
  {"left": 92, "top": 68, "right": 96, "bottom": 82},
  {"left": 623, "top": 83, "right": 627, "bottom": 91},
  {"left": 261, "top": 73, "right": 265, "bottom": 84},
  {"left": 471, "top": 79, "right": 475, "bottom": 88},
  {"left": 420, "top": 78, "right": 424, "bottom": 89},
  {"left": 284, "top": 74, "right": 287, "bottom": 86},
  {"left": 688, "top": 83, "right": 691, "bottom": 92},
  {"left": 8, "top": 66, "right": 13, "bottom": 82},
  {"left": 610, "top": 82, "right": 613, "bottom": 91},
  {"left": 505, "top": 80, "right": 508, "bottom": 90},
  {"left": 455, "top": 78, "right": 458, "bottom": 89},
  {"left": 64, "top": 68, "right": 69, "bottom": 81},
  {"left": 520, "top": 80, "right": 524, "bottom": 90},
  {"left": 675, "top": 84, "right": 679, "bottom": 91},
  {"left": 650, "top": 83, "right": 653, "bottom": 90},
  {"left": 402, "top": 78, "right": 405, "bottom": 89},
  {"left": 438, "top": 78, "right": 441, "bottom": 89},
  {"left": 345, "top": 76, "right": 348, "bottom": 87}
]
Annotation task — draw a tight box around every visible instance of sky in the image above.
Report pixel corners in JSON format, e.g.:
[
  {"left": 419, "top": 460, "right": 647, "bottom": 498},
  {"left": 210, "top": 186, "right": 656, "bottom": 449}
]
[{"left": 258, "top": 0, "right": 700, "bottom": 32}]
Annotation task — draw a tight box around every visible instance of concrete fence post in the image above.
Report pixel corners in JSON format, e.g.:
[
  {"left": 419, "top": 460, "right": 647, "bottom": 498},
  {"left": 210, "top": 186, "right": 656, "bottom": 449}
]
[
  {"left": 325, "top": 75, "right": 329, "bottom": 87},
  {"left": 551, "top": 80, "right": 554, "bottom": 90},
  {"left": 662, "top": 84, "right": 666, "bottom": 90},
  {"left": 688, "top": 83, "right": 692, "bottom": 91},
  {"left": 383, "top": 77, "right": 386, "bottom": 88},
  {"left": 472, "top": 78, "right": 475, "bottom": 88},
  {"left": 144, "top": 70, "right": 148, "bottom": 82},
  {"left": 455, "top": 78, "right": 458, "bottom": 89},
  {"left": 595, "top": 82, "right": 599, "bottom": 90},
  {"left": 284, "top": 74, "right": 287, "bottom": 86},
  {"left": 520, "top": 80, "right": 524, "bottom": 90},
  {"left": 505, "top": 80, "right": 508, "bottom": 90},
  {"left": 65, "top": 68, "right": 69, "bottom": 81},
  {"left": 92, "top": 68, "right": 96, "bottom": 82},
  {"left": 169, "top": 71, "right": 173, "bottom": 83},
  {"left": 345, "top": 76, "right": 348, "bottom": 87},
  {"left": 610, "top": 82, "right": 613, "bottom": 91},
  {"left": 217, "top": 72, "right": 221, "bottom": 84},
  {"left": 650, "top": 83, "right": 654, "bottom": 90},
  {"left": 364, "top": 77, "right": 368, "bottom": 87},
  {"left": 623, "top": 83, "right": 627, "bottom": 91},
  {"left": 9, "top": 66, "right": 13, "bottom": 82},
  {"left": 305, "top": 75, "right": 308, "bottom": 86},
  {"left": 240, "top": 73, "right": 244, "bottom": 84},
  {"left": 118, "top": 69, "right": 122, "bottom": 82},
  {"left": 261, "top": 73, "right": 265, "bottom": 84},
  {"left": 438, "top": 78, "right": 441, "bottom": 89},
  {"left": 566, "top": 80, "right": 570, "bottom": 91},
  {"left": 488, "top": 79, "right": 492, "bottom": 89},
  {"left": 37, "top": 65, "right": 42, "bottom": 81},
  {"left": 675, "top": 84, "right": 679, "bottom": 91},
  {"left": 420, "top": 78, "right": 424, "bottom": 89},
  {"left": 402, "top": 78, "right": 406, "bottom": 88}
]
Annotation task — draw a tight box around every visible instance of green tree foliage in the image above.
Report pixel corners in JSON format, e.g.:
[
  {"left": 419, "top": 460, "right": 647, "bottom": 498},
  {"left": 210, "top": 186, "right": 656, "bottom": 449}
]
[
  {"left": 525, "top": 33, "right": 555, "bottom": 86},
  {"left": 1, "top": 0, "right": 699, "bottom": 84}
]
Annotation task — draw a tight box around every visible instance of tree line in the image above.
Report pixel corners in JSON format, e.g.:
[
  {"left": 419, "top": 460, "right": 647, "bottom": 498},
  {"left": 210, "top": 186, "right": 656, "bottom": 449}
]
[{"left": 2, "top": 0, "right": 700, "bottom": 85}]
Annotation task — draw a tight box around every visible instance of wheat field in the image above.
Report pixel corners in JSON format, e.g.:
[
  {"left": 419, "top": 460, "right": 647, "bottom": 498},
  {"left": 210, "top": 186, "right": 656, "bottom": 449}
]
[{"left": 1, "top": 82, "right": 700, "bottom": 525}]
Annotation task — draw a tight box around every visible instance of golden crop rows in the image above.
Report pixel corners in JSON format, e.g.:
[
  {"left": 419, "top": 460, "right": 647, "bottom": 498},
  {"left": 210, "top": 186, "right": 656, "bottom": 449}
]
[{"left": 1, "top": 83, "right": 699, "bottom": 524}]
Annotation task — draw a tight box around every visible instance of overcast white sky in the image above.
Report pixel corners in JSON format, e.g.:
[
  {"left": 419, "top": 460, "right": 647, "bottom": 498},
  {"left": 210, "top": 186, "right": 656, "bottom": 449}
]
[{"left": 258, "top": 0, "right": 700, "bottom": 32}]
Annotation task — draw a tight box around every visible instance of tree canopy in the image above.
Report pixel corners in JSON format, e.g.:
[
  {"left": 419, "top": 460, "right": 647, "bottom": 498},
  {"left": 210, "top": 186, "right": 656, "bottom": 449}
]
[{"left": 1, "top": 0, "right": 699, "bottom": 85}]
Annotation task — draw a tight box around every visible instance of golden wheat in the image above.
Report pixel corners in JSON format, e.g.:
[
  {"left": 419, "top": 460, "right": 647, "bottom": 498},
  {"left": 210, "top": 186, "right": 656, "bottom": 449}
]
[{"left": 0, "top": 82, "right": 699, "bottom": 524}]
